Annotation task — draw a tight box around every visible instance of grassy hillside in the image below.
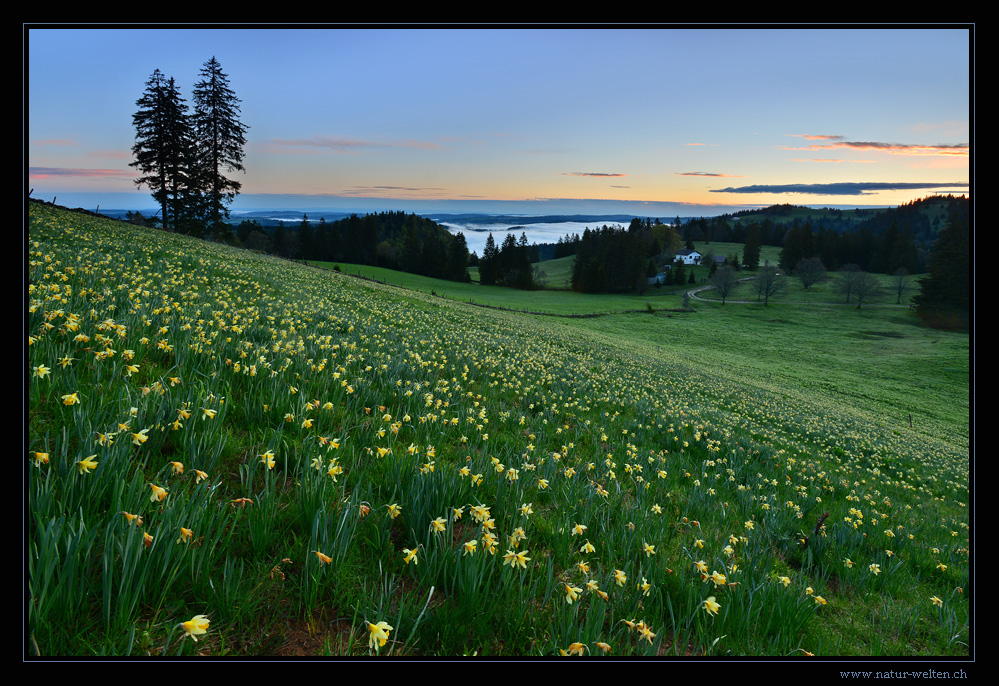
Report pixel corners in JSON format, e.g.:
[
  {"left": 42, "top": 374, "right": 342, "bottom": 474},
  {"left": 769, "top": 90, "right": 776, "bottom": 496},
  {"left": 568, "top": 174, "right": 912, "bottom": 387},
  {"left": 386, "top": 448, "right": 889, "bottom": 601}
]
[{"left": 26, "top": 202, "right": 970, "bottom": 659}]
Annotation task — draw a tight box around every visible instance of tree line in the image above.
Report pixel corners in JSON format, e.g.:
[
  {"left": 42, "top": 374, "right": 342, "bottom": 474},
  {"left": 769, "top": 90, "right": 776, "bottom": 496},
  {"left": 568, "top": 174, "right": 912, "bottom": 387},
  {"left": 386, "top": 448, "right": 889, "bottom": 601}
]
[
  {"left": 236, "top": 211, "right": 471, "bottom": 283},
  {"left": 478, "top": 232, "right": 535, "bottom": 289},
  {"left": 131, "top": 57, "right": 248, "bottom": 240}
]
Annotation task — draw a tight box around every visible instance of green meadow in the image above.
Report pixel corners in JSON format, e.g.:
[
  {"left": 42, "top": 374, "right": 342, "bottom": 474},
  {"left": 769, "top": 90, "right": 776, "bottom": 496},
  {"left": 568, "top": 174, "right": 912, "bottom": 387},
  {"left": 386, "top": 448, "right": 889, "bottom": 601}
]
[{"left": 27, "top": 202, "right": 969, "bottom": 658}]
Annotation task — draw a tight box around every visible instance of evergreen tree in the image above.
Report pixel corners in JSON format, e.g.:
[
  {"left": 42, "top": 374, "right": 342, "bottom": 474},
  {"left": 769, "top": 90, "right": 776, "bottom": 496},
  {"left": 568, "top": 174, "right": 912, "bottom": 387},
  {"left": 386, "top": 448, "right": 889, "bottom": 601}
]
[
  {"left": 913, "top": 210, "right": 970, "bottom": 329},
  {"left": 480, "top": 233, "right": 499, "bottom": 286},
  {"left": 191, "top": 57, "right": 249, "bottom": 238},
  {"left": 131, "top": 70, "right": 196, "bottom": 233},
  {"left": 448, "top": 232, "right": 471, "bottom": 282},
  {"left": 742, "top": 224, "right": 762, "bottom": 270}
]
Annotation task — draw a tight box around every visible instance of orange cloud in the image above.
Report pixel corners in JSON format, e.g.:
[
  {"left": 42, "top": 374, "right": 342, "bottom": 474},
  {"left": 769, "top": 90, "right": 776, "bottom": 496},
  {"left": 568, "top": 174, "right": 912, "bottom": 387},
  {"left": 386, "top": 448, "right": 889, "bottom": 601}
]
[
  {"left": 29, "top": 167, "right": 133, "bottom": 179},
  {"left": 676, "top": 171, "right": 743, "bottom": 178},
  {"left": 782, "top": 140, "right": 968, "bottom": 157}
]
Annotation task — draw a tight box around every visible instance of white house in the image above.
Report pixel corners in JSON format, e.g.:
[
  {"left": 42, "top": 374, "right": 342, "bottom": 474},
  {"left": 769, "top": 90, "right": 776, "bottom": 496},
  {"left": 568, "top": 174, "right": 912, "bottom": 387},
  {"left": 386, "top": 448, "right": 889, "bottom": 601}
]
[{"left": 675, "top": 249, "right": 702, "bottom": 265}]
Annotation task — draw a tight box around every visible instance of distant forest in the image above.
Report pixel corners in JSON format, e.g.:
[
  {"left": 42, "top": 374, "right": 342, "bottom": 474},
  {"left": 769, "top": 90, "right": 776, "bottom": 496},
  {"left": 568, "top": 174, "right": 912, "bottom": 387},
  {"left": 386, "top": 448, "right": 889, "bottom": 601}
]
[
  {"left": 542, "top": 195, "right": 970, "bottom": 292},
  {"left": 232, "top": 211, "right": 471, "bottom": 283}
]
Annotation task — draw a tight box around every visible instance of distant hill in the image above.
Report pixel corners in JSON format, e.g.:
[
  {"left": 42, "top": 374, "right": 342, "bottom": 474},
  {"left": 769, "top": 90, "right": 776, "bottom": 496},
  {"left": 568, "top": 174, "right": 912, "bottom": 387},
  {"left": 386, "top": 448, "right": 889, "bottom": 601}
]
[{"left": 425, "top": 213, "right": 638, "bottom": 227}]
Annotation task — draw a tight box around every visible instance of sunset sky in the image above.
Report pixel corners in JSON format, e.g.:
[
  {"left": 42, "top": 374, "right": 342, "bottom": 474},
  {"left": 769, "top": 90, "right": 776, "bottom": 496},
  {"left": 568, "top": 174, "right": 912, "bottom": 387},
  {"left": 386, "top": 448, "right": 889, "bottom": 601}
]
[{"left": 26, "top": 26, "right": 971, "bottom": 216}]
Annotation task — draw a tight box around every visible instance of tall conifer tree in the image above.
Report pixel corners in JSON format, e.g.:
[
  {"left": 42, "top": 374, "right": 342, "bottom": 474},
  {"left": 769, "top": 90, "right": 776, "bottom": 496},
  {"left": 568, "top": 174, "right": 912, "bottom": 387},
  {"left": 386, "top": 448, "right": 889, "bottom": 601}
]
[
  {"left": 191, "top": 57, "right": 248, "bottom": 238},
  {"left": 131, "top": 70, "right": 195, "bottom": 232}
]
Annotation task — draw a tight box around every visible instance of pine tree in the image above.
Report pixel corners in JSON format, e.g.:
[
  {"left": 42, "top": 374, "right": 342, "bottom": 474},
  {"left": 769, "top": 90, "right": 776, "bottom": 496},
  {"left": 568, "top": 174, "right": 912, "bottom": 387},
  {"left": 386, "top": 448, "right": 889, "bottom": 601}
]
[
  {"left": 742, "top": 224, "right": 762, "bottom": 270},
  {"left": 131, "top": 70, "right": 196, "bottom": 232},
  {"left": 480, "top": 233, "right": 499, "bottom": 286},
  {"left": 191, "top": 57, "right": 248, "bottom": 238},
  {"left": 913, "top": 210, "right": 970, "bottom": 329}
]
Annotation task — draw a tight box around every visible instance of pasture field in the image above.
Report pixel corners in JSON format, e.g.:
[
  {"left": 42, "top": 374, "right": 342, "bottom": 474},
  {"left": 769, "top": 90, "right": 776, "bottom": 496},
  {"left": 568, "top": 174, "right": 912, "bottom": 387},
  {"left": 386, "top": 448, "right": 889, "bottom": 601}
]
[{"left": 26, "top": 203, "right": 970, "bottom": 659}]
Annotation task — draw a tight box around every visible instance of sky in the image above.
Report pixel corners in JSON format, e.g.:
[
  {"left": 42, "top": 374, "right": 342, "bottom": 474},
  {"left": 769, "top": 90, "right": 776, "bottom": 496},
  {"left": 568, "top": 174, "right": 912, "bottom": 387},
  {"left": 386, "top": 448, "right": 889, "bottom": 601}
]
[{"left": 25, "top": 25, "right": 972, "bottom": 217}]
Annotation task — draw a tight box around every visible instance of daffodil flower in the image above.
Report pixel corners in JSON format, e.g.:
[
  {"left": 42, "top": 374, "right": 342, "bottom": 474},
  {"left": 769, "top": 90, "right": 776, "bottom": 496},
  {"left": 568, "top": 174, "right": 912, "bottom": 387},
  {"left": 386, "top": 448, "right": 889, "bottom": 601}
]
[
  {"left": 367, "top": 620, "right": 393, "bottom": 652},
  {"left": 314, "top": 550, "right": 333, "bottom": 565},
  {"left": 402, "top": 548, "right": 418, "bottom": 565},
  {"left": 76, "top": 455, "right": 98, "bottom": 474},
  {"left": 149, "top": 483, "right": 168, "bottom": 502},
  {"left": 181, "top": 615, "right": 210, "bottom": 642},
  {"left": 703, "top": 596, "right": 721, "bottom": 616},
  {"left": 260, "top": 450, "right": 276, "bottom": 469},
  {"left": 503, "top": 549, "right": 530, "bottom": 570}
]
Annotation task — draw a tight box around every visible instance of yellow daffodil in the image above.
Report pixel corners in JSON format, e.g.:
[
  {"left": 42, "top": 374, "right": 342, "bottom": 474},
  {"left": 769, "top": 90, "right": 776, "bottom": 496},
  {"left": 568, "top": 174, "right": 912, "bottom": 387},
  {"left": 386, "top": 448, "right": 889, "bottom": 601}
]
[
  {"left": 61, "top": 392, "right": 80, "bottom": 406},
  {"left": 182, "top": 615, "right": 210, "bottom": 642},
  {"left": 176, "top": 527, "right": 193, "bottom": 544},
  {"left": 33, "top": 364, "right": 51, "bottom": 378},
  {"left": 149, "top": 483, "right": 168, "bottom": 502},
  {"left": 431, "top": 517, "right": 447, "bottom": 533},
  {"left": 402, "top": 548, "right": 418, "bottom": 565},
  {"left": 565, "top": 584, "right": 583, "bottom": 604},
  {"left": 463, "top": 540, "right": 477, "bottom": 556},
  {"left": 131, "top": 428, "right": 150, "bottom": 446},
  {"left": 121, "top": 511, "right": 143, "bottom": 527},
  {"left": 367, "top": 620, "right": 393, "bottom": 652},
  {"left": 194, "top": 469, "right": 208, "bottom": 484},
  {"left": 31, "top": 451, "right": 50, "bottom": 467},
  {"left": 76, "top": 455, "right": 98, "bottom": 474},
  {"left": 931, "top": 595, "right": 943, "bottom": 607},
  {"left": 703, "top": 596, "right": 721, "bottom": 616},
  {"left": 503, "top": 549, "right": 530, "bottom": 570},
  {"left": 387, "top": 503, "right": 401, "bottom": 519},
  {"left": 314, "top": 550, "right": 333, "bottom": 565},
  {"left": 260, "top": 450, "right": 276, "bottom": 469}
]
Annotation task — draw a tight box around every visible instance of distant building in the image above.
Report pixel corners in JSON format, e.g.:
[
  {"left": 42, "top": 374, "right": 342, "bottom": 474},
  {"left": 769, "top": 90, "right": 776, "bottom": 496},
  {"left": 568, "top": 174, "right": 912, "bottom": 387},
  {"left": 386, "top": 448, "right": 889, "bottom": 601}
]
[{"left": 676, "top": 249, "right": 702, "bottom": 265}]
